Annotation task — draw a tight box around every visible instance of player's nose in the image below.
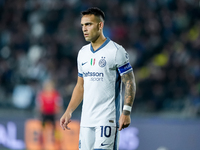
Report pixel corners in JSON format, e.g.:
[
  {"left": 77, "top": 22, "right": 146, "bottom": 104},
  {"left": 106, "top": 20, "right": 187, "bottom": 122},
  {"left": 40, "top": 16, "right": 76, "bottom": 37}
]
[{"left": 82, "top": 25, "right": 87, "bottom": 32}]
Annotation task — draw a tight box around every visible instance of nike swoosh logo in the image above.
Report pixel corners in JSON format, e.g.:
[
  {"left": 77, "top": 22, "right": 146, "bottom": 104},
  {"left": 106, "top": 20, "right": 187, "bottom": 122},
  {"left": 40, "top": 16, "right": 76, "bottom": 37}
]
[
  {"left": 101, "top": 143, "right": 109, "bottom": 146},
  {"left": 82, "top": 62, "right": 87, "bottom": 66}
]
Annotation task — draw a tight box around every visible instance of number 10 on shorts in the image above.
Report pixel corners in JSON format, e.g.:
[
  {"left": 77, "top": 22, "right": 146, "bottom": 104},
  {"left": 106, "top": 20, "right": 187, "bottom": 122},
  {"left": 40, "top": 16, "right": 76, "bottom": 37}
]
[{"left": 100, "top": 126, "right": 111, "bottom": 137}]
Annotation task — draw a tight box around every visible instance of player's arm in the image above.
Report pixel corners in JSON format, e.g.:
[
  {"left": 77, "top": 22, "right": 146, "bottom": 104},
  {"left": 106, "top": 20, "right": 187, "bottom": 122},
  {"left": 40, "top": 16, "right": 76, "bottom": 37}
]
[
  {"left": 60, "top": 76, "right": 84, "bottom": 130},
  {"left": 119, "top": 70, "right": 136, "bottom": 131}
]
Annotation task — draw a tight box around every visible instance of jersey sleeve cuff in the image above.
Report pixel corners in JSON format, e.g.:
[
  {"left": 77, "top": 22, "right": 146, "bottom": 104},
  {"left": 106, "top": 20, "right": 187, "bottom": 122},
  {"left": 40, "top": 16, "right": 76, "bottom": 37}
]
[{"left": 78, "top": 73, "right": 83, "bottom": 77}]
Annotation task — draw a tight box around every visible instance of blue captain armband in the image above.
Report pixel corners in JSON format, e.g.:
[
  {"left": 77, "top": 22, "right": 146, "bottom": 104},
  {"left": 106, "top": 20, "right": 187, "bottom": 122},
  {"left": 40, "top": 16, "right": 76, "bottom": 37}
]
[{"left": 118, "top": 63, "right": 133, "bottom": 76}]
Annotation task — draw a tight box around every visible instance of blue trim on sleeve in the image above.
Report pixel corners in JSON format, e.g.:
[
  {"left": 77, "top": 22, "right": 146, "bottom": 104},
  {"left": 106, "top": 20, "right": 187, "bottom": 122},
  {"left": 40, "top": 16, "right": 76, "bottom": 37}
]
[
  {"left": 118, "top": 63, "right": 132, "bottom": 75},
  {"left": 90, "top": 38, "right": 110, "bottom": 53},
  {"left": 78, "top": 73, "right": 83, "bottom": 77},
  {"left": 115, "top": 70, "right": 121, "bottom": 128}
]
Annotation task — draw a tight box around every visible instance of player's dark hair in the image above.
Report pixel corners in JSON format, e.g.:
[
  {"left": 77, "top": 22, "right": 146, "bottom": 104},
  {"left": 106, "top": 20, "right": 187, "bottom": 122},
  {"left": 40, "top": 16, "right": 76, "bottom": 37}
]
[{"left": 81, "top": 7, "right": 105, "bottom": 21}]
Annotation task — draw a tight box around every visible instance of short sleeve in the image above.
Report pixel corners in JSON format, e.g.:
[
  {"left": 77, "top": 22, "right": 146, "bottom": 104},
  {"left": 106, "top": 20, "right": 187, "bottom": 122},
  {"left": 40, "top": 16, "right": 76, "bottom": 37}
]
[
  {"left": 116, "top": 46, "right": 133, "bottom": 76},
  {"left": 77, "top": 51, "right": 83, "bottom": 77}
]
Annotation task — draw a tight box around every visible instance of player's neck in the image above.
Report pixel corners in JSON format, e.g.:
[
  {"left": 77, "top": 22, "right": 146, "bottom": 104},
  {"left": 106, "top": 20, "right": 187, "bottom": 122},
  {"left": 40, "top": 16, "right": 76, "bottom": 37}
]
[{"left": 91, "top": 35, "right": 106, "bottom": 51}]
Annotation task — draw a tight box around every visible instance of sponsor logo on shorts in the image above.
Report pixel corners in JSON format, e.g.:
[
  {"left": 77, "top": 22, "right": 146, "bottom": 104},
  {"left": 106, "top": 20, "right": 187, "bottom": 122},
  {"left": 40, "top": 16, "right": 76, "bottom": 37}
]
[{"left": 101, "top": 143, "right": 109, "bottom": 146}]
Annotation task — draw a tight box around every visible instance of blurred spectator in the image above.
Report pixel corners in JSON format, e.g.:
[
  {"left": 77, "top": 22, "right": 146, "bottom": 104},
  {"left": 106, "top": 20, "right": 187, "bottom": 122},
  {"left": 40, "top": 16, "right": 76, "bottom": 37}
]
[{"left": 12, "top": 83, "right": 34, "bottom": 109}]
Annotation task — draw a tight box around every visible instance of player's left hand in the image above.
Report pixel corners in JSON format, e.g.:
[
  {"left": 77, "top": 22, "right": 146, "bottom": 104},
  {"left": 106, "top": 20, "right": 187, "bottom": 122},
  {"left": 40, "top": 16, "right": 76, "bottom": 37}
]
[{"left": 118, "top": 114, "right": 131, "bottom": 131}]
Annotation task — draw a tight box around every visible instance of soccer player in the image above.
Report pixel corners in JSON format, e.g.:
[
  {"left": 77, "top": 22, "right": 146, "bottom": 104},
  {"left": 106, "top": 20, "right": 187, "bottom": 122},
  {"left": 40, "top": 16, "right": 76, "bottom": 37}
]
[{"left": 60, "top": 7, "right": 136, "bottom": 150}]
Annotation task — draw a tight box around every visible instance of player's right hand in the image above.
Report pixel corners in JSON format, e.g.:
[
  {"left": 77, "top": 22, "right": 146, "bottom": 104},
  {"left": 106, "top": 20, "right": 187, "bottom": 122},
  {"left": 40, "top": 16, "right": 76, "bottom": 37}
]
[
  {"left": 118, "top": 113, "right": 131, "bottom": 131},
  {"left": 60, "top": 112, "right": 72, "bottom": 130}
]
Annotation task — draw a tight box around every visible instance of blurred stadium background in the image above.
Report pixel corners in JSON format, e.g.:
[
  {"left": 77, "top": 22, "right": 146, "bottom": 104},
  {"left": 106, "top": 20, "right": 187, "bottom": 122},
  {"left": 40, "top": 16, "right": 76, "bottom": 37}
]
[{"left": 0, "top": 0, "right": 200, "bottom": 150}]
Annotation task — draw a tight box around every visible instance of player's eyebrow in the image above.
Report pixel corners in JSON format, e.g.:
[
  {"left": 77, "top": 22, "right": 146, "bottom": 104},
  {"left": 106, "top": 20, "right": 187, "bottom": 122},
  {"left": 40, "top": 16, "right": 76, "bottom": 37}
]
[{"left": 81, "top": 22, "right": 92, "bottom": 26}]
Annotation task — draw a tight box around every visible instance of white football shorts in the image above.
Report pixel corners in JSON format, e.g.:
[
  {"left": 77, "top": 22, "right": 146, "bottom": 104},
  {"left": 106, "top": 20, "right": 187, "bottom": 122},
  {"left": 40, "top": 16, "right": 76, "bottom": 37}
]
[{"left": 79, "top": 126, "right": 119, "bottom": 150}]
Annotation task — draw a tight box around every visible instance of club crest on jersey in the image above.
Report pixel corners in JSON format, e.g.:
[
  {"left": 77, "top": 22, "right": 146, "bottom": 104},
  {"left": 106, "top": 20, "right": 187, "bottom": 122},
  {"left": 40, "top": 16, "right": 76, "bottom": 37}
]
[{"left": 99, "top": 57, "right": 106, "bottom": 67}]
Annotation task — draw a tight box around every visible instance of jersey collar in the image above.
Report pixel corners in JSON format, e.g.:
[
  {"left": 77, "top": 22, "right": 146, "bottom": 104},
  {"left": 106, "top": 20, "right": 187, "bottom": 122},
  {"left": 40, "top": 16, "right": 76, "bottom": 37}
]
[{"left": 90, "top": 37, "right": 110, "bottom": 53}]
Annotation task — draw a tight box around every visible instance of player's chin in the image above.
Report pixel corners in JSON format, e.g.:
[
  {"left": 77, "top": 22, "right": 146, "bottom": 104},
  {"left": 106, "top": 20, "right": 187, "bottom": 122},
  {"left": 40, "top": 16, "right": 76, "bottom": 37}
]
[
  {"left": 85, "top": 38, "right": 91, "bottom": 42},
  {"left": 84, "top": 36, "right": 92, "bottom": 41}
]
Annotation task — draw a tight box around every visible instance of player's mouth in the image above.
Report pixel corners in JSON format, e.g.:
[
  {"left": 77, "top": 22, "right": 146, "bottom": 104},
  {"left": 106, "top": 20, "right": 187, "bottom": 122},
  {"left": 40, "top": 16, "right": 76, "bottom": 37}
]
[{"left": 84, "top": 33, "right": 89, "bottom": 37}]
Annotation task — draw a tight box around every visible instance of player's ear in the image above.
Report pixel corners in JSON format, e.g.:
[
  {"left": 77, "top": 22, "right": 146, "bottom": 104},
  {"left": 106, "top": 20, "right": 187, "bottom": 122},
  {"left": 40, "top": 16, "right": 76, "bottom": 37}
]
[{"left": 99, "top": 22, "right": 104, "bottom": 30}]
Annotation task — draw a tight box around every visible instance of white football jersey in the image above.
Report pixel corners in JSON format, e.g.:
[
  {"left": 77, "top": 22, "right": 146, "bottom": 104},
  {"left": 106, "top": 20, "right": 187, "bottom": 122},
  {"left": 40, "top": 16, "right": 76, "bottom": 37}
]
[{"left": 77, "top": 38, "right": 132, "bottom": 127}]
